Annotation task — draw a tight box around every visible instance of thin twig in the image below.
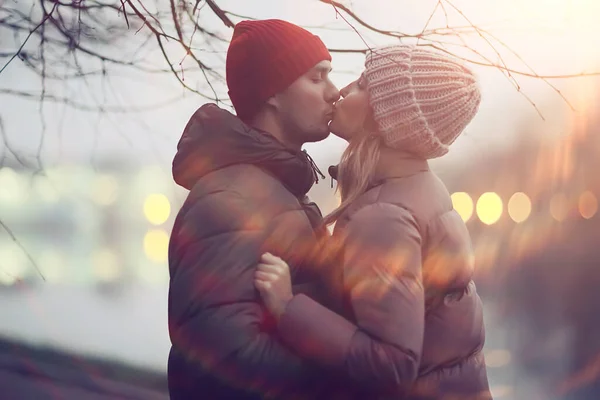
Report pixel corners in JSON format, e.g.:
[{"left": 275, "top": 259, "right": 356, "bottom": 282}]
[
  {"left": 169, "top": 0, "right": 219, "bottom": 99},
  {"left": 0, "top": 219, "right": 45, "bottom": 281},
  {"left": 205, "top": 0, "right": 234, "bottom": 28},
  {"left": 327, "top": 1, "right": 373, "bottom": 52},
  {"left": 119, "top": 0, "right": 130, "bottom": 29},
  {"left": 418, "top": 0, "right": 442, "bottom": 45},
  {"left": 443, "top": 0, "right": 518, "bottom": 88},
  {"left": 319, "top": 0, "right": 407, "bottom": 38},
  {"left": 0, "top": 89, "right": 188, "bottom": 112},
  {"left": 0, "top": 115, "right": 29, "bottom": 167},
  {"left": 0, "top": 3, "right": 58, "bottom": 75}
]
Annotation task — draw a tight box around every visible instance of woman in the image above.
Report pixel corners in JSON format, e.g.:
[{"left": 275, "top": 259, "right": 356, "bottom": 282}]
[{"left": 254, "top": 45, "right": 491, "bottom": 399}]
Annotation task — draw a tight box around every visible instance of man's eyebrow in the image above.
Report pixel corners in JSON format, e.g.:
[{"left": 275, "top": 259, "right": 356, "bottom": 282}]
[{"left": 311, "top": 65, "right": 333, "bottom": 74}]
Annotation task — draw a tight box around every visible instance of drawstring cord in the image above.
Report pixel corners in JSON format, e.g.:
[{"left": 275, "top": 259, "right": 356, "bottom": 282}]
[
  {"left": 327, "top": 165, "right": 338, "bottom": 189},
  {"left": 302, "top": 150, "right": 326, "bottom": 184}
]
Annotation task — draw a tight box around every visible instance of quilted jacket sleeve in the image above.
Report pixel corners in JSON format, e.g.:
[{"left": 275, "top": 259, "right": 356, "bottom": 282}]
[
  {"left": 168, "top": 187, "right": 328, "bottom": 399},
  {"left": 276, "top": 203, "right": 425, "bottom": 396}
]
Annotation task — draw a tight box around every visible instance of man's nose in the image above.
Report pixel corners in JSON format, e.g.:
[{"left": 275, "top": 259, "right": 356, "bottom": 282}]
[{"left": 327, "top": 81, "right": 340, "bottom": 103}]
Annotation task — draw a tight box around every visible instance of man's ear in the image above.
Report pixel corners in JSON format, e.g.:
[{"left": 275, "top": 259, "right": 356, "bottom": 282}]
[{"left": 265, "top": 94, "right": 281, "bottom": 111}]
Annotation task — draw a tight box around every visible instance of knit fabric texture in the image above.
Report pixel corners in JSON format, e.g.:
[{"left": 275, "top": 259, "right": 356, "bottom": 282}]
[
  {"left": 226, "top": 19, "right": 332, "bottom": 121},
  {"left": 364, "top": 45, "right": 481, "bottom": 159}
]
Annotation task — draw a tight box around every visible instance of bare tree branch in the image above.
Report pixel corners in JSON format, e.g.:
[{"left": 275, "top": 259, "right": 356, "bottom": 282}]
[
  {"left": 0, "top": 219, "right": 45, "bottom": 281},
  {"left": 0, "top": 2, "right": 57, "bottom": 74},
  {"left": 0, "top": 115, "right": 30, "bottom": 167},
  {"left": 1, "top": 0, "right": 600, "bottom": 284},
  {"left": 0, "top": 89, "right": 187, "bottom": 112},
  {"left": 320, "top": 0, "right": 408, "bottom": 38},
  {"left": 205, "top": 0, "right": 234, "bottom": 28}
]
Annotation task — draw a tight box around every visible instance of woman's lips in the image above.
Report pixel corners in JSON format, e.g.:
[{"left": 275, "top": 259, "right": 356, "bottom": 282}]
[{"left": 326, "top": 108, "right": 336, "bottom": 121}]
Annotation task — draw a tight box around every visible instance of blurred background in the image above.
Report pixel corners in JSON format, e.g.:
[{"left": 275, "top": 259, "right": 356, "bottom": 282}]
[{"left": 1, "top": 0, "right": 600, "bottom": 398}]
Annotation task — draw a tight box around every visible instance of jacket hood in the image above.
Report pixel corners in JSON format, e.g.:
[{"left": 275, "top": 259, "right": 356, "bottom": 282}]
[{"left": 172, "top": 104, "right": 323, "bottom": 197}]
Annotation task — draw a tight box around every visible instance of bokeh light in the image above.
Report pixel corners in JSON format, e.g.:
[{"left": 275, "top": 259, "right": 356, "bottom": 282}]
[
  {"left": 476, "top": 192, "right": 503, "bottom": 225},
  {"left": 0, "top": 167, "right": 28, "bottom": 204},
  {"left": 38, "top": 249, "right": 65, "bottom": 283},
  {"left": 578, "top": 191, "right": 597, "bottom": 219},
  {"left": 143, "top": 194, "right": 171, "bottom": 225},
  {"left": 451, "top": 192, "right": 474, "bottom": 222},
  {"left": 91, "top": 174, "right": 119, "bottom": 206},
  {"left": 144, "top": 229, "right": 169, "bottom": 263},
  {"left": 136, "top": 165, "right": 169, "bottom": 194},
  {"left": 508, "top": 192, "right": 532, "bottom": 223},
  {"left": 92, "top": 248, "right": 120, "bottom": 282},
  {"left": 0, "top": 245, "right": 28, "bottom": 285},
  {"left": 33, "top": 176, "right": 60, "bottom": 203}
]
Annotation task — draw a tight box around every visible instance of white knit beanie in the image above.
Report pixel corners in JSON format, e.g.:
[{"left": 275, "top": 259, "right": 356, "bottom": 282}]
[{"left": 364, "top": 45, "right": 481, "bottom": 159}]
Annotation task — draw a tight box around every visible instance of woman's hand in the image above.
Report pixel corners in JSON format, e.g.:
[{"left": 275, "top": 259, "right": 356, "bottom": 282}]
[{"left": 254, "top": 253, "right": 293, "bottom": 320}]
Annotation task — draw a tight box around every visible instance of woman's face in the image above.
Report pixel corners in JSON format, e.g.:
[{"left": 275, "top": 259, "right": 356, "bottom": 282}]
[{"left": 329, "top": 73, "right": 371, "bottom": 141}]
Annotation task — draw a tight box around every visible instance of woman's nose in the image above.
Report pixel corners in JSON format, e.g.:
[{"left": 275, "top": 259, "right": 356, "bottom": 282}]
[{"left": 340, "top": 85, "right": 350, "bottom": 98}]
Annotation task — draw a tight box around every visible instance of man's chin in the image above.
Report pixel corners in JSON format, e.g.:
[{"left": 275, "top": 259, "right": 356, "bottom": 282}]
[
  {"left": 310, "top": 130, "right": 331, "bottom": 143},
  {"left": 304, "top": 126, "right": 331, "bottom": 143}
]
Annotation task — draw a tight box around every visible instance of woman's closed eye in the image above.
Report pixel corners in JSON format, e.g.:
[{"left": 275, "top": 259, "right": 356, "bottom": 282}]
[{"left": 357, "top": 76, "right": 367, "bottom": 90}]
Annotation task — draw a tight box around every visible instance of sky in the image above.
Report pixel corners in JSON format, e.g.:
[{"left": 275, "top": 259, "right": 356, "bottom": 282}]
[{"left": 2, "top": 0, "right": 600, "bottom": 175}]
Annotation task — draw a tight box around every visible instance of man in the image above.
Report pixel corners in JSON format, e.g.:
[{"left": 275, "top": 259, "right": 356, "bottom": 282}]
[{"left": 167, "top": 19, "right": 341, "bottom": 399}]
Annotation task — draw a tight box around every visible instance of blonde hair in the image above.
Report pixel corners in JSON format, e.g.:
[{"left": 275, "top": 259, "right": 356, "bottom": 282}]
[{"left": 324, "top": 129, "right": 382, "bottom": 225}]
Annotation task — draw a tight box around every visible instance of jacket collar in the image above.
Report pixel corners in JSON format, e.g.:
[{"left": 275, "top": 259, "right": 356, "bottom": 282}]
[
  {"left": 373, "top": 148, "right": 429, "bottom": 182},
  {"left": 172, "top": 104, "right": 320, "bottom": 198}
]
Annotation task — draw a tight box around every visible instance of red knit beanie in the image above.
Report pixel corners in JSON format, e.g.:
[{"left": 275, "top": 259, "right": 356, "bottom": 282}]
[{"left": 226, "top": 19, "right": 332, "bottom": 121}]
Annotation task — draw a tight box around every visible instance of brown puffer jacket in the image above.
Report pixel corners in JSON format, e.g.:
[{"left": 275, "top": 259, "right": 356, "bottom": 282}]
[{"left": 168, "top": 104, "right": 346, "bottom": 400}]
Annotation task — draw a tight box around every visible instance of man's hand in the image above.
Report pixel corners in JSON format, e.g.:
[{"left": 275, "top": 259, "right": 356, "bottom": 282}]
[{"left": 255, "top": 252, "right": 294, "bottom": 320}]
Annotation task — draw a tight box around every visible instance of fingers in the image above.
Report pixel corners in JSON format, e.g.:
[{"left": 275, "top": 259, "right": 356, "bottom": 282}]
[
  {"left": 256, "top": 262, "right": 279, "bottom": 274},
  {"left": 255, "top": 253, "right": 290, "bottom": 295},
  {"left": 261, "top": 252, "right": 286, "bottom": 266},
  {"left": 254, "top": 268, "right": 277, "bottom": 293},
  {"left": 255, "top": 270, "right": 276, "bottom": 281},
  {"left": 254, "top": 279, "right": 271, "bottom": 292}
]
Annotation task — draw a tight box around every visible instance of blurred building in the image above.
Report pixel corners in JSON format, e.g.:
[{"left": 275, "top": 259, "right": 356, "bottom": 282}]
[
  {"left": 0, "top": 160, "right": 184, "bottom": 290},
  {"left": 0, "top": 160, "right": 180, "bottom": 398}
]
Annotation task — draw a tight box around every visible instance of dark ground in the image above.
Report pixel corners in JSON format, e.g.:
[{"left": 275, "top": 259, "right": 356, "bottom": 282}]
[{"left": 0, "top": 336, "right": 168, "bottom": 400}]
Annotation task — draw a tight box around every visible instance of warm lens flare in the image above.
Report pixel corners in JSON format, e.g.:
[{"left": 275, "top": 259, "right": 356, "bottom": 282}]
[
  {"left": 508, "top": 192, "right": 532, "bottom": 223},
  {"left": 476, "top": 192, "right": 503, "bottom": 225},
  {"left": 144, "top": 193, "right": 171, "bottom": 225},
  {"left": 144, "top": 229, "right": 169, "bottom": 263},
  {"left": 578, "top": 191, "right": 598, "bottom": 219},
  {"left": 451, "top": 192, "right": 474, "bottom": 222}
]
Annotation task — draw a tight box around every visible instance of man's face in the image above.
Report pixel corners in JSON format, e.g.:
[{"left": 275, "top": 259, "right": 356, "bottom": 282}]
[{"left": 271, "top": 60, "right": 340, "bottom": 148}]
